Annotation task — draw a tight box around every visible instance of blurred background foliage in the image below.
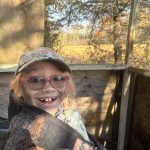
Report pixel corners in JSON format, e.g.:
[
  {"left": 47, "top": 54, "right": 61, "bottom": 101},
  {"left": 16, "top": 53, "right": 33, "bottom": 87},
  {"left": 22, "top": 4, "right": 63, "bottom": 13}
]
[{"left": 0, "top": 0, "right": 149, "bottom": 69}]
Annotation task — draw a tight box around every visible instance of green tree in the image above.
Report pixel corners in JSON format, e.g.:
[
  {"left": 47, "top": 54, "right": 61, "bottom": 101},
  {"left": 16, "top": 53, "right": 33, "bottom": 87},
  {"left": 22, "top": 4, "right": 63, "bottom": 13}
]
[{"left": 44, "top": 0, "right": 149, "bottom": 65}]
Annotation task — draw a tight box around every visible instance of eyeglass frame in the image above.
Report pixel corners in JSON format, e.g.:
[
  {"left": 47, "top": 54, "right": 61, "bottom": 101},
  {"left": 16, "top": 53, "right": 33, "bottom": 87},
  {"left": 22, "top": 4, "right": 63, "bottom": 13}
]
[{"left": 20, "top": 74, "right": 69, "bottom": 90}]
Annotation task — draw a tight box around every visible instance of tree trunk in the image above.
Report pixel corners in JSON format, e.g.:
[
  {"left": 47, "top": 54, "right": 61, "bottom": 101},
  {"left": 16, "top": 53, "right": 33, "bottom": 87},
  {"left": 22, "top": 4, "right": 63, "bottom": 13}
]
[{"left": 113, "top": 0, "right": 123, "bottom": 64}]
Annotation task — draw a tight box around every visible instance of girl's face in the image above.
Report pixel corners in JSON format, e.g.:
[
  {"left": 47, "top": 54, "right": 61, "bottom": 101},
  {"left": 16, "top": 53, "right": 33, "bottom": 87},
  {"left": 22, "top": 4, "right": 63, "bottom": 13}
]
[{"left": 21, "top": 61, "right": 69, "bottom": 115}]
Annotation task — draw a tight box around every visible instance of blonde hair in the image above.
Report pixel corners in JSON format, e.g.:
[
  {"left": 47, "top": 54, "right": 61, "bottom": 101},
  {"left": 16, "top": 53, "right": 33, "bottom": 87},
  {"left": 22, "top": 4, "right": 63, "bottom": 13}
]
[
  {"left": 10, "top": 73, "right": 24, "bottom": 103},
  {"left": 10, "top": 72, "right": 76, "bottom": 106}
]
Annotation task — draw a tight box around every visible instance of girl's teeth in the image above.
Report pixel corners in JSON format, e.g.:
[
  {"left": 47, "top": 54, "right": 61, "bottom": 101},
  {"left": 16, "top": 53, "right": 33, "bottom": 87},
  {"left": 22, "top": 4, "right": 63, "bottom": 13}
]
[{"left": 40, "top": 97, "right": 55, "bottom": 102}]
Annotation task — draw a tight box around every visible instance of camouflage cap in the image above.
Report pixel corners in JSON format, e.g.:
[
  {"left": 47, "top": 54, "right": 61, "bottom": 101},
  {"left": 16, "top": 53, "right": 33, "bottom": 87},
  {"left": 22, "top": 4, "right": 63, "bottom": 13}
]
[{"left": 15, "top": 47, "right": 71, "bottom": 75}]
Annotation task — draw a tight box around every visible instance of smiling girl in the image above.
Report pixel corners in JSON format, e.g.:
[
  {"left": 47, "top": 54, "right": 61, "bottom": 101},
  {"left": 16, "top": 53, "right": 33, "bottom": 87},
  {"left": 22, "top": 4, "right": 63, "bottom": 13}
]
[{"left": 4, "top": 47, "right": 105, "bottom": 150}]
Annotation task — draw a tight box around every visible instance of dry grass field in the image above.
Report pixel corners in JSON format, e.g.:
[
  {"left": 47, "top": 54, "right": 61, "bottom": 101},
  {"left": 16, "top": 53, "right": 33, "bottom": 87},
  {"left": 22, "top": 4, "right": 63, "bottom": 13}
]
[
  {"left": 0, "top": 44, "right": 149, "bottom": 68},
  {"left": 59, "top": 44, "right": 115, "bottom": 64},
  {"left": 0, "top": 44, "right": 114, "bottom": 64}
]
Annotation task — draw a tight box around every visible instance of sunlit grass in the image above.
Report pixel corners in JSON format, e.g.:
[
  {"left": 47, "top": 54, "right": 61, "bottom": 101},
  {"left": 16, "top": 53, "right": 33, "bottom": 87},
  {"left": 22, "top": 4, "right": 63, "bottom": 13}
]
[
  {"left": 0, "top": 43, "right": 149, "bottom": 69},
  {"left": 58, "top": 44, "right": 115, "bottom": 64}
]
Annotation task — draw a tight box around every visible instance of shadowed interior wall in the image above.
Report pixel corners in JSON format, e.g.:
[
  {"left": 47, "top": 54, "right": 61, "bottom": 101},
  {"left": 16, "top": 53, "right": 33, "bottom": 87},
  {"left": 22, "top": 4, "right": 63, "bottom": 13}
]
[{"left": 129, "top": 74, "right": 150, "bottom": 150}]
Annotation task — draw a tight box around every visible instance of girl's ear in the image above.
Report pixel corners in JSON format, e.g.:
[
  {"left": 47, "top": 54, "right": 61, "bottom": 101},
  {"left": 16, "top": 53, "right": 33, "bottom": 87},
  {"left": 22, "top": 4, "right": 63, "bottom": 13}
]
[
  {"left": 65, "top": 72, "right": 76, "bottom": 98},
  {"left": 66, "top": 78, "right": 76, "bottom": 98},
  {"left": 62, "top": 74, "right": 77, "bottom": 110}
]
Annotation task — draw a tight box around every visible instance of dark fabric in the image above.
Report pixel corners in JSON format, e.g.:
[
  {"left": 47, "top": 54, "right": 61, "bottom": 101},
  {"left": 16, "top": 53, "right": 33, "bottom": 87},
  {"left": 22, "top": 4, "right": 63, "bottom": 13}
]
[
  {"left": 4, "top": 105, "right": 98, "bottom": 150},
  {"left": 7, "top": 92, "right": 106, "bottom": 150}
]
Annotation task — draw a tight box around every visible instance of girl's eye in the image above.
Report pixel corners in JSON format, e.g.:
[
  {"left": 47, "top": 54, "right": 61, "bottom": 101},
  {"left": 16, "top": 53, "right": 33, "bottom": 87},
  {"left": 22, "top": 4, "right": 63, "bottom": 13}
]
[
  {"left": 28, "top": 77, "right": 43, "bottom": 83},
  {"left": 53, "top": 76, "right": 66, "bottom": 81}
]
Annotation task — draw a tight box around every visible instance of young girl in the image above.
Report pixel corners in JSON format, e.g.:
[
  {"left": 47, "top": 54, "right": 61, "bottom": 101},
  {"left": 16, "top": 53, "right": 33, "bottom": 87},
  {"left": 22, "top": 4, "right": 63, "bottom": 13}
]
[{"left": 4, "top": 47, "right": 105, "bottom": 150}]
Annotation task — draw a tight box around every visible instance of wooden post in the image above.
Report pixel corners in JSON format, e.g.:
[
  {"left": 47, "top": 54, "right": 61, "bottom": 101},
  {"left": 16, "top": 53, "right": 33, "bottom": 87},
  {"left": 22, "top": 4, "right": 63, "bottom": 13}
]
[
  {"left": 125, "top": 0, "right": 140, "bottom": 64},
  {"left": 117, "top": 70, "right": 131, "bottom": 150},
  {"left": 118, "top": 0, "right": 140, "bottom": 150}
]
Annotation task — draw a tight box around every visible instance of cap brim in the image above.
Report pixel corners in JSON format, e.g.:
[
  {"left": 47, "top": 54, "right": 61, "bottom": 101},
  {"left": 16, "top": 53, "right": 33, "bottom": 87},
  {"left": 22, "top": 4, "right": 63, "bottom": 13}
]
[
  {"left": 16, "top": 58, "right": 71, "bottom": 75},
  {"left": 48, "top": 59, "right": 71, "bottom": 73}
]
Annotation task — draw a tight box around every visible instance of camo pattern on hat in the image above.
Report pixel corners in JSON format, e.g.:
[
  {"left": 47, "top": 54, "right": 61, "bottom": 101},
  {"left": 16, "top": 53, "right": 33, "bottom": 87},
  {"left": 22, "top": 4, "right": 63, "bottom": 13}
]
[{"left": 15, "top": 47, "right": 71, "bottom": 75}]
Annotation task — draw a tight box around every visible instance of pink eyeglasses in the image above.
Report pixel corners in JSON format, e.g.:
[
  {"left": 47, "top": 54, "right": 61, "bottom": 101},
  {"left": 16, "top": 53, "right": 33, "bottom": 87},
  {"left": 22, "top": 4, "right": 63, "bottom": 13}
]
[{"left": 21, "top": 74, "right": 69, "bottom": 90}]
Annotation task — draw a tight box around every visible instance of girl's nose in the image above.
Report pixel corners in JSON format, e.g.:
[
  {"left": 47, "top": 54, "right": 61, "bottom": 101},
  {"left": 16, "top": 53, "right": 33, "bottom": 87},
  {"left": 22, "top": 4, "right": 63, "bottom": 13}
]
[{"left": 42, "top": 81, "right": 55, "bottom": 91}]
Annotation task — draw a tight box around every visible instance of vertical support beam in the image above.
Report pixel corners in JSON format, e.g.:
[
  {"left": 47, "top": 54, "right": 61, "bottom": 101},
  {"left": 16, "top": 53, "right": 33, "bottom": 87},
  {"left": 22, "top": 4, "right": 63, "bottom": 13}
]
[
  {"left": 125, "top": 0, "right": 140, "bottom": 64},
  {"left": 117, "top": 69, "right": 131, "bottom": 150},
  {"left": 117, "top": 0, "right": 140, "bottom": 149},
  {"left": 124, "top": 73, "right": 137, "bottom": 150}
]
